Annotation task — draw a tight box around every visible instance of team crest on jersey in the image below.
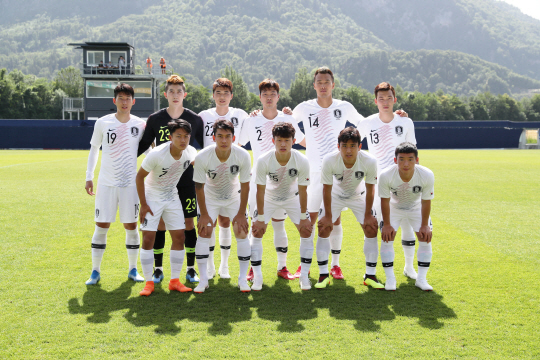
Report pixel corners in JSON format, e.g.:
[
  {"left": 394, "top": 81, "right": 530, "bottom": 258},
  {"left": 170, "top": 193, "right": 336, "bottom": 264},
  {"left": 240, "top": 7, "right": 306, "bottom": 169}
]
[
  {"left": 183, "top": 160, "right": 190, "bottom": 169},
  {"left": 131, "top": 127, "right": 139, "bottom": 137},
  {"left": 334, "top": 174, "right": 344, "bottom": 182},
  {"left": 334, "top": 109, "right": 342, "bottom": 119},
  {"left": 395, "top": 126, "right": 403, "bottom": 136},
  {"left": 230, "top": 165, "right": 239, "bottom": 175},
  {"left": 95, "top": 209, "right": 100, "bottom": 218},
  {"left": 288, "top": 168, "right": 298, "bottom": 177},
  {"left": 412, "top": 185, "right": 422, "bottom": 193},
  {"left": 231, "top": 117, "right": 239, "bottom": 126},
  {"left": 355, "top": 171, "right": 364, "bottom": 179}
]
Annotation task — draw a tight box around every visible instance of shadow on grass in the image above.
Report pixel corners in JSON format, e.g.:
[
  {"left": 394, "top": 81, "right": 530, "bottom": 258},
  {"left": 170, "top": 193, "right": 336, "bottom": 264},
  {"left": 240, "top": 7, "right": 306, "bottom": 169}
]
[{"left": 68, "top": 274, "right": 456, "bottom": 335}]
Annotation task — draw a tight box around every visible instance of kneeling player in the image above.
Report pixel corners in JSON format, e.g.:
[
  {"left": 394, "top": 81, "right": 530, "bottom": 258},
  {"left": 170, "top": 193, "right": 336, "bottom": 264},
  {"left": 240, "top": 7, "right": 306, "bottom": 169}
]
[
  {"left": 317, "top": 127, "right": 380, "bottom": 289},
  {"left": 251, "top": 122, "right": 313, "bottom": 290},
  {"left": 379, "top": 142, "right": 434, "bottom": 291},
  {"left": 136, "top": 120, "right": 197, "bottom": 296},
  {"left": 193, "top": 119, "right": 252, "bottom": 293}
]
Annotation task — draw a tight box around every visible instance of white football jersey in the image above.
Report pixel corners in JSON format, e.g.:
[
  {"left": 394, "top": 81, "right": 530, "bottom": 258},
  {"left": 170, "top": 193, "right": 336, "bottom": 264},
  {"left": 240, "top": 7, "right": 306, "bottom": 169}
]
[
  {"left": 198, "top": 107, "right": 248, "bottom": 147},
  {"left": 357, "top": 114, "right": 416, "bottom": 175},
  {"left": 238, "top": 111, "right": 305, "bottom": 162},
  {"left": 90, "top": 114, "right": 146, "bottom": 187},
  {"left": 193, "top": 144, "right": 251, "bottom": 200},
  {"left": 141, "top": 143, "right": 197, "bottom": 202},
  {"left": 321, "top": 150, "right": 378, "bottom": 200},
  {"left": 292, "top": 99, "right": 364, "bottom": 172},
  {"left": 378, "top": 164, "right": 434, "bottom": 211},
  {"left": 256, "top": 149, "right": 310, "bottom": 202}
]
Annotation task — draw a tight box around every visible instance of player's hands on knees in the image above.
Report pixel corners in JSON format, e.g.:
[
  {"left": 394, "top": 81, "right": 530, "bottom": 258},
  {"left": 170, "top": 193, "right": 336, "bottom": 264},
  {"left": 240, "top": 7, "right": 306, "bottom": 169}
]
[
  {"left": 232, "top": 213, "right": 249, "bottom": 235},
  {"left": 252, "top": 220, "right": 267, "bottom": 238},
  {"left": 85, "top": 181, "right": 95, "bottom": 196},
  {"left": 299, "top": 218, "right": 313, "bottom": 235},
  {"left": 282, "top": 107, "right": 292, "bottom": 115},
  {"left": 395, "top": 109, "right": 408, "bottom": 117},
  {"left": 381, "top": 224, "right": 396, "bottom": 243},
  {"left": 363, "top": 213, "right": 378, "bottom": 233},
  {"left": 139, "top": 204, "right": 153, "bottom": 224},
  {"left": 317, "top": 215, "right": 333, "bottom": 234},
  {"left": 197, "top": 214, "right": 213, "bottom": 237},
  {"left": 417, "top": 225, "right": 432, "bottom": 243}
]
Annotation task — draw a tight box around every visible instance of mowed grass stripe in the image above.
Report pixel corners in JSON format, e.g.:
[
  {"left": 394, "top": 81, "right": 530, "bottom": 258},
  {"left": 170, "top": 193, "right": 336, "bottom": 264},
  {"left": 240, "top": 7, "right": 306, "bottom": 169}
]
[{"left": 0, "top": 150, "right": 538, "bottom": 359}]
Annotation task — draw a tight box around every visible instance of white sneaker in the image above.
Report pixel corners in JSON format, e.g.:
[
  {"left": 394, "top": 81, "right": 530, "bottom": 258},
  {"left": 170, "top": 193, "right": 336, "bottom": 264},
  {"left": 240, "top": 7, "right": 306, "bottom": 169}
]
[
  {"left": 238, "top": 278, "right": 251, "bottom": 293},
  {"left": 385, "top": 276, "right": 397, "bottom": 291},
  {"left": 218, "top": 266, "right": 230, "bottom": 279},
  {"left": 194, "top": 281, "right": 209, "bottom": 293},
  {"left": 403, "top": 267, "right": 418, "bottom": 280},
  {"left": 207, "top": 264, "right": 216, "bottom": 279},
  {"left": 299, "top": 276, "right": 311, "bottom": 291},
  {"left": 251, "top": 276, "right": 263, "bottom": 291},
  {"left": 415, "top": 278, "right": 433, "bottom": 291}
]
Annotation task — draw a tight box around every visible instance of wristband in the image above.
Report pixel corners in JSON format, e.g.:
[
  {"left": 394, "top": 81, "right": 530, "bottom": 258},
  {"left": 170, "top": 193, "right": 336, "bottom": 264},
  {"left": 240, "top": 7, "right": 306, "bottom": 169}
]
[
  {"left": 257, "top": 214, "right": 265, "bottom": 222},
  {"left": 300, "top": 213, "right": 307, "bottom": 220}
]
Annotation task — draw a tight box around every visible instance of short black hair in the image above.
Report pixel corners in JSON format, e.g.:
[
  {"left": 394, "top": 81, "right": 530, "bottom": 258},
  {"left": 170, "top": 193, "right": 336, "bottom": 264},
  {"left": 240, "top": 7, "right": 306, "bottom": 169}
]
[
  {"left": 395, "top": 142, "right": 418, "bottom": 158},
  {"left": 213, "top": 119, "right": 234, "bottom": 136},
  {"left": 114, "top": 83, "right": 134, "bottom": 98},
  {"left": 338, "top": 127, "right": 361, "bottom": 145},
  {"left": 272, "top": 122, "right": 295, "bottom": 139},
  {"left": 168, "top": 119, "right": 192, "bottom": 135}
]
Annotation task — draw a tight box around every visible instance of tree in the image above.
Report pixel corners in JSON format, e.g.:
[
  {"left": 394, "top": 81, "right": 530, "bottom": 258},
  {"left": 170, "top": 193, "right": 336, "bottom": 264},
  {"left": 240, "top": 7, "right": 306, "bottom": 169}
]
[
  {"left": 289, "top": 68, "right": 316, "bottom": 109},
  {"left": 54, "top": 66, "right": 83, "bottom": 98},
  {"left": 221, "top": 66, "right": 249, "bottom": 111}
]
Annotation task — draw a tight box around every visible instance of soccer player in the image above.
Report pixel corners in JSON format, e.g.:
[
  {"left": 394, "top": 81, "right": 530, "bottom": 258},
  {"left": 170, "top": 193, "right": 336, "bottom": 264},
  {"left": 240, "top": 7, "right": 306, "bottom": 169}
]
[
  {"left": 237, "top": 78, "right": 304, "bottom": 280},
  {"left": 193, "top": 119, "right": 252, "bottom": 293},
  {"left": 84, "top": 83, "right": 146, "bottom": 285},
  {"left": 198, "top": 78, "right": 249, "bottom": 279},
  {"left": 136, "top": 119, "right": 197, "bottom": 296},
  {"left": 316, "top": 127, "right": 379, "bottom": 289},
  {"left": 357, "top": 82, "right": 418, "bottom": 281},
  {"left": 252, "top": 122, "right": 312, "bottom": 290},
  {"left": 378, "top": 142, "right": 434, "bottom": 291},
  {"left": 137, "top": 75, "right": 204, "bottom": 284}
]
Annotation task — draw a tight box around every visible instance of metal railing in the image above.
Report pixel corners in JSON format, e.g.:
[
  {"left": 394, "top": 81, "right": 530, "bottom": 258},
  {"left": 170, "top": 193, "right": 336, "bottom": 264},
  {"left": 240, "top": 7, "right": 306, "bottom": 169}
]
[
  {"left": 62, "top": 97, "right": 84, "bottom": 120},
  {"left": 78, "top": 63, "right": 173, "bottom": 77}
]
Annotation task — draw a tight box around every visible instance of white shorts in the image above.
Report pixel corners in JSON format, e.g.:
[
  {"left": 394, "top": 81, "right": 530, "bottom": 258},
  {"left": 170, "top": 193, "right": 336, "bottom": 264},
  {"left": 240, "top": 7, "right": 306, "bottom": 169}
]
[
  {"left": 95, "top": 184, "right": 139, "bottom": 224},
  {"left": 307, "top": 171, "right": 323, "bottom": 213},
  {"left": 262, "top": 198, "right": 307, "bottom": 225},
  {"left": 140, "top": 198, "right": 185, "bottom": 232},
  {"left": 319, "top": 197, "right": 366, "bottom": 224},
  {"left": 198, "top": 196, "right": 246, "bottom": 224},
  {"left": 248, "top": 177, "right": 287, "bottom": 220},
  {"left": 387, "top": 207, "right": 433, "bottom": 233}
]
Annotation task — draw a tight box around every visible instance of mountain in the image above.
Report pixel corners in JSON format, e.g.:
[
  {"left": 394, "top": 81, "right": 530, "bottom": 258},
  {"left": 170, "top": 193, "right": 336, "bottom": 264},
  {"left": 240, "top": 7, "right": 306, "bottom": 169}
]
[{"left": 1, "top": 0, "right": 539, "bottom": 96}]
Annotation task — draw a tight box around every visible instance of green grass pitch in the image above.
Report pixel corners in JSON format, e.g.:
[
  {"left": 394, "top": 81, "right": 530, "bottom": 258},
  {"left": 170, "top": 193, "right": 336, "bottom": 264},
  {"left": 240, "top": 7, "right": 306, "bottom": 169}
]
[{"left": 0, "top": 149, "right": 539, "bottom": 359}]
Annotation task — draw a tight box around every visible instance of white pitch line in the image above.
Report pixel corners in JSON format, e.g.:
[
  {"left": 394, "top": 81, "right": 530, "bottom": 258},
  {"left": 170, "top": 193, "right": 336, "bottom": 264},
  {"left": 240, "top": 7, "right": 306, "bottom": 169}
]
[{"left": 0, "top": 157, "right": 87, "bottom": 169}]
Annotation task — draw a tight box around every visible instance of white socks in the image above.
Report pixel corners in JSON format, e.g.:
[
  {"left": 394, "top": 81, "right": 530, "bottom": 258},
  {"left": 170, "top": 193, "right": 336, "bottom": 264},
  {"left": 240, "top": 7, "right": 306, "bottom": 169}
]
[
  {"left": 195, "top": 237, "right": 210, "bottom": 285},
  {"left": 140, "top": 248, "right": 154, "bottom": 282},
  {"left": 250, "top": 236, "right": 263, "bottom": 280},
  {"left": 272, "top": 221, "right": 288, "bottom": 270},
  {"left": 329, "top": 224, "right": 343, "bottom": 267},
  {"left": 380, "top": 241, "right": 395, "bottom": 279},
  {"left": 91, "top": 225, "right": 108, "bottom": 272},
  {"left": 236, "top": 237, "right": 251, "bottom": 280},
  {"left": 363, "top": 236, "right": 378, "bottom": 275},
  {"left": 208, "top": 228, "right": 216, "bottom": 273},
  {"left": 125, "top": 229, "right": 140, "bottom": 270},
  {"left": 299, "top": 234, "right": 314, "bottom": 278},
  {"left": 417, "top": 242, "right": 432, "bottom": 280},
  {"left": 401, "top": 221, "right": 416, "bottom": 270},
  {"left": 316, "top": 236, "right": 330, "bottom": 274},
  {"left": 170, "top": 249, "right": 185, "bottom": 280},
  {"left": 219, "top": 226, "right": 232, "bottom": 270}
]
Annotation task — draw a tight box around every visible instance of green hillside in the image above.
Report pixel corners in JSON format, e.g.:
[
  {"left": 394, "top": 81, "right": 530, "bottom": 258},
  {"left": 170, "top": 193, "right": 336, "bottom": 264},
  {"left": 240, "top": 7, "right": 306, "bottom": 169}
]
[{"left": 1, "top": 0, "right": 539, "bottom": 96}]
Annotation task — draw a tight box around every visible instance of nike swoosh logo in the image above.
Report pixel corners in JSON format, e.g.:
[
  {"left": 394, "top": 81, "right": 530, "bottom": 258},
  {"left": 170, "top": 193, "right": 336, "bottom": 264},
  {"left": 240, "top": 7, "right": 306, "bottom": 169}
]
[
  {"left": 370, "top": 129, "right": 377, "bottom": 132},
  {"left": 255, "top": 126, "right": 262, "bottom": 129},
  {"left": 160, "top": 126, "right": 168, "bottom": 129},
  {"left": 108, "top": 129, "right": 115, "bottom": 131}
]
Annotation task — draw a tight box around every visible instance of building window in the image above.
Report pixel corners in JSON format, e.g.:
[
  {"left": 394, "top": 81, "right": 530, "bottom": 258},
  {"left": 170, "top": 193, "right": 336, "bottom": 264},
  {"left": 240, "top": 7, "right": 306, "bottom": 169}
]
[
  {"left": 86, "top": 81, "right": 152, "bottom": 98},
  {"left": 87, "top": 51, "right": 104, "bottom": 66},
  {"left": 110, "top": 51, "right": 127, "bottom": 67}
]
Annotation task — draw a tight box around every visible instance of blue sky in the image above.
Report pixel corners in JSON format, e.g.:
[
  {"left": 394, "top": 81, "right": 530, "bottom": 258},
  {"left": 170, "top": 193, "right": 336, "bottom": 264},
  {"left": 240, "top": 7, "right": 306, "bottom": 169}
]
[{"left": 498, "top": 0, "right": 540, "bottom": 21}]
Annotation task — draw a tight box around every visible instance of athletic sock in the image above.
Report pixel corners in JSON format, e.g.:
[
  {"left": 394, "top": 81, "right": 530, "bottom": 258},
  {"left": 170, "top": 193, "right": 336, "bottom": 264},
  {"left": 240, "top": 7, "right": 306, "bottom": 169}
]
[
  {"left": 329, "top": 224, "right": 343, "bottom": 267},
  {"left": 125, "top": 229, "right": 140, "bottom": 270},
  {"left": 417, "top": 242, "right": 432, "bottom": 280},
  {"left": 316, "top": 236, "right": 330, "bottom": 275},
  {"left": 195, "top": 237, "right": 210, "bottom": 285},
  {"left": 402, "top": 239, "right": 416, "bottom": 270},
  {"left": 219, "top": 226, "right": 232, "bottom": 270},
  {"left": 363, "top": 236, "right": 378, "bottom": 276},
  {"left": 170, "top": 249, "right": 185, "bottom": 280},
  {"left": 299, "top": 234, "right": 314, "bottom": 277},
  {"left": 380, "top": 241, "right": 395, "bottom": 279},
  {"left": 153, "top": 230, "right": 166, "bottom": 268},
  {"left": 91, "top": 225, "right": 108, "bottom": 272},
  {"left": 236, "top": 237, "right": 251, "bottom": 278},
  {"left": 184, "top": 228, "right": 197, "bottom": 268},
  {"left": 272, "top": 221, "right": 288, "bottom": 270},
  {"left": 208, "top": 228, "right": 216, "bottom": 274},
  {"left": 140, "top": 248, "right": 154, "bottom": 282},
  {"left": 250, "top": 236, "right": 263, "bottom": 280}
]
